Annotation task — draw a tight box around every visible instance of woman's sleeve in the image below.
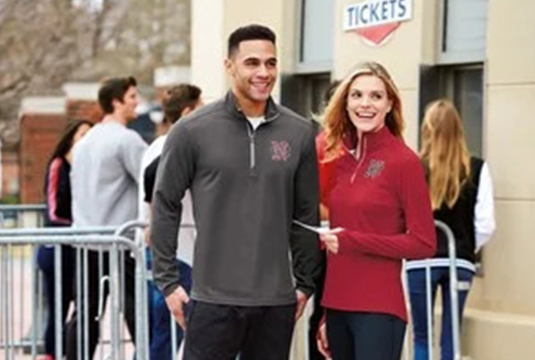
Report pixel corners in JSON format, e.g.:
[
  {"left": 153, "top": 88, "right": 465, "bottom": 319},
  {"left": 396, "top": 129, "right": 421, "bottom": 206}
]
[
  {"left": 475, "top": 162, "right": 496, "bottom": 252},
  {"left": 338, "top": 155, "right": 437, "bottom": 259},
  {"left": 316, "top": 133, "right": 337, "bottom": 208},
  {"left": 46, "top": 158, "right": 71, "bottom": 225}
]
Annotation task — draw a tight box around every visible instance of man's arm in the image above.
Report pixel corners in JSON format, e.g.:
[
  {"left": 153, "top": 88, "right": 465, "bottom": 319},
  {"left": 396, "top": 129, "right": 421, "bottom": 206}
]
[
  {"left": 121, "top": 131, "right": 148, "bottom": 183},
  {"left": 143, "top": 157, "right": 160, "bottom": 204},
  {"left": 151, "top": 123, "right": 196, "bottom": 296},
  {"left": 290, "top": 125, "right": 323, "bottom": 300}
]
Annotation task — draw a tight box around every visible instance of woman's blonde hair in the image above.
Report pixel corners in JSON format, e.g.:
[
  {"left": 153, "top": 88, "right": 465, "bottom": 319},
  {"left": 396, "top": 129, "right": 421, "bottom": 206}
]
[
  {"left": 420, "top": 99, "right": 471, "bottom": 210},
  {"left": 322, "top": 61, "right": 404, "bottom": 160}
]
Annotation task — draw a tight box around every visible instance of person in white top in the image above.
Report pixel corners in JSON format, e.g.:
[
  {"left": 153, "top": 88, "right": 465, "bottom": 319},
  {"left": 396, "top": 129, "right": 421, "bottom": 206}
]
[
  {"left": 406, "top": 99, "right": 496, "bottom": 360},
  {"left": 138, "top": 84, "right": 202, "bottom": 360}
]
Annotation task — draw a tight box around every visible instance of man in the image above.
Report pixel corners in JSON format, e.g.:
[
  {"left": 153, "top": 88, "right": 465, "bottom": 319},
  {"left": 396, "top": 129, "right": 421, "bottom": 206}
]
[
  {"left": 151, "top": 24, "right": 322, "bottom": 359},
  {"left": 67, "top": 76, "right": 147, "bottom": 359},
  {"left": 138, "top": 84, "right": 202, "bottom": 360}
]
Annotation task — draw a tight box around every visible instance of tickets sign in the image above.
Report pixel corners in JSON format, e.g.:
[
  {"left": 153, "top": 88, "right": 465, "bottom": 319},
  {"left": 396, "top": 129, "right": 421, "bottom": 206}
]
[{"left": 344, "top": 0, "right": 412, "bottom": 46}]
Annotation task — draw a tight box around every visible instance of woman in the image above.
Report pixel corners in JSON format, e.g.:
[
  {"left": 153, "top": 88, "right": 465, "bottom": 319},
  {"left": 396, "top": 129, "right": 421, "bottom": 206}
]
[
  {"left": 316, "top": 61, "right": 436, "bottom": 360},
  {"left": 406, "top": 100, "right": 495, "bottom": 360},
  {"left": 37, "top": 119, "right": 92, "bottom": 360}
]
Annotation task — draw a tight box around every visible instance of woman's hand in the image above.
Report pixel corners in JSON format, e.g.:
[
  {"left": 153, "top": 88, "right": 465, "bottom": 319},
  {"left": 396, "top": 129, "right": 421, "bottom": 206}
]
[{"left": 320, "top": 228, "right": 343, "bottom": 254}]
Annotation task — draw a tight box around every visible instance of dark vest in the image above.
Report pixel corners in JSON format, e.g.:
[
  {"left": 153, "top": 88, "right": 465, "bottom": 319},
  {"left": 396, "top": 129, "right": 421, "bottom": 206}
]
[{"left": 432, "top": 157, "right": 484, "bottom": 263}]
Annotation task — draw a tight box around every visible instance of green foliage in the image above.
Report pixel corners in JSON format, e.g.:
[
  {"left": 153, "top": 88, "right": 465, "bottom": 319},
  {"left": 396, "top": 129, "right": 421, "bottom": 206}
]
[{"left": 0, "top": 193, "right": 20, "bottom": 205}]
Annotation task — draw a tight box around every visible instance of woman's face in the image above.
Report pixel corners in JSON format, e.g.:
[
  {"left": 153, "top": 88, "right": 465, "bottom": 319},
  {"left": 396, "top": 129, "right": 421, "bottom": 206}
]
[
  {"left": 72, "top": 123, "right": 91, "bottom": 145},
  {"left": 346, "top": 74, "right": 392, "bottom": 135}
]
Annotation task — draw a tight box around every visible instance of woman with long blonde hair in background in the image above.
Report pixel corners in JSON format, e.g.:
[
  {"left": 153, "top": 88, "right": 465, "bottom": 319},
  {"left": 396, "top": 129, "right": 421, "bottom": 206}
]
[
  {"left": 316, "top": 61, "right": 436, "bottom": 360},
  {"left": 406, "top": 99, "right": 496, "bottom": 360}
]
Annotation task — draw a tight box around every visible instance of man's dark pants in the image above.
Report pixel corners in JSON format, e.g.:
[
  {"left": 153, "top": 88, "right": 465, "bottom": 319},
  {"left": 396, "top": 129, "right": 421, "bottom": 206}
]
[{"left": 184, "top": 301, "right": 296, "bottom": 360}]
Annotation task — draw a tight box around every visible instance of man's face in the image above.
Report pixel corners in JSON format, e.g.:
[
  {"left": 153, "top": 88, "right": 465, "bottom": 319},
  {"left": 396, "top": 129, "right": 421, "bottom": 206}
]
[
  {"left": 115, "top": 86, "right": 139, "bottom": 121},
  {"left": 225, "top": 40, "right": 278, "bottom": 105}
]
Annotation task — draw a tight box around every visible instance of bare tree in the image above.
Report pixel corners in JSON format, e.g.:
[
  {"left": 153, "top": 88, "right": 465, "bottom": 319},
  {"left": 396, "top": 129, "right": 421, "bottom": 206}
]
[{"left": 0, "top": 0, "right": 190, "bottom": 147}]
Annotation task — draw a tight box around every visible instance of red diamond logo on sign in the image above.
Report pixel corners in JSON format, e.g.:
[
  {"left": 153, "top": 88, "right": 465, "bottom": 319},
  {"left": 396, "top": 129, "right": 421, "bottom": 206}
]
[
  {"left": 355, "top": 22, "right": 401, "bottom": 46},
  {"left": 344, "top": 0, "right": 412, "bottom": 47}
]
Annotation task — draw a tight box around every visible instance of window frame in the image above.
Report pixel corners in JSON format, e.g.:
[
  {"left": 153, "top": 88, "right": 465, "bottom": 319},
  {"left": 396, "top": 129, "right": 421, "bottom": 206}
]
[
  {"left": 437, "top": 0, "right": 487, "bottom": 65},
  {"left": 295, "top": 0, "right": 334, "bottom": 74}
]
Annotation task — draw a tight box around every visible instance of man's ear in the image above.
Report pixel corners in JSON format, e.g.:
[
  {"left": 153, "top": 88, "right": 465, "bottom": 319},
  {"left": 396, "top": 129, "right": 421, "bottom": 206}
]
[
  {"left": 111, "top": 98, "right": 121, "bottom": 112},
  {"left": 224, "top": 58, "right": 234, "bottom": 76},
  {"left": 181, "top": 106, "right": 193, "bottom": 118}
]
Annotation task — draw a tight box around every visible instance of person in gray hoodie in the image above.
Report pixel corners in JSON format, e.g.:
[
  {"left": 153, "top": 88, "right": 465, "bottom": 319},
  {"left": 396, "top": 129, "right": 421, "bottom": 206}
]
[{"left": 151, "top": 24, "right": 323, "bottom": 359}]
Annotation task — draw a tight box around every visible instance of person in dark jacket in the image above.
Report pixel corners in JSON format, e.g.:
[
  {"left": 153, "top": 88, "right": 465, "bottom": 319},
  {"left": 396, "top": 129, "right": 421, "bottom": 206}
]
[
  {"left": 308, "top": 79, "right": 340, "bottom": 360},
  {"left": 36, "top": 119, "right": 92, "bottom": 360},
  {"left": 406, "top": 99, "right": 495, "bottom": 360},
  {"left": 150, "top": 24, "right": 322, "bottom": 360},
  {"left": 316, "top": 61, "right": 436, "bottom": 360}
]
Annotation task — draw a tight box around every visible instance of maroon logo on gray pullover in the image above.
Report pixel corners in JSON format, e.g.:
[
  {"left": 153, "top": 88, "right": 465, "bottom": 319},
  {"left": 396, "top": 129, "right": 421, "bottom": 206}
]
[{"left": 271, "top": 141, "right": 291, "bottom": 161}]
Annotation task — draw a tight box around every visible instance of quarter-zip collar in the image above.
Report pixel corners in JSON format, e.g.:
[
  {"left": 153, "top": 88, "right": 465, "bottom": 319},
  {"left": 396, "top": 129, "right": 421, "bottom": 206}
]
[
  {"left": 343, "top": 126, "right": 395, "bottom": 183},
  {"left": 224, "top": 91, "right": 280, "bottom": 177},
  {"left": 342, "top": 125, "right": 394, "bottom": 159},
  {"left": 224, "top": 91, "right": 280, "bottom": 123}
]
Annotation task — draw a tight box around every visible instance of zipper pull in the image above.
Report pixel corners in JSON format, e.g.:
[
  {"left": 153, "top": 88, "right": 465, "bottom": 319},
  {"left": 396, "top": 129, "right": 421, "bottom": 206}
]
[{"left": 350, "top": 137, "right": 367, "bottom": 184}]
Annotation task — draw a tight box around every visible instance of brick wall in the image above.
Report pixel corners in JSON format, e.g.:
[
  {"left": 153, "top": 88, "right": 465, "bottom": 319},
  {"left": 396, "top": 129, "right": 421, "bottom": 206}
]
[
  {"left": 1, "top": 148, "right": 19, "bottom": 198},
  {"left": 19, "top": 113, "right": 67, "bottom": 203},
  {"left": 66, "top": 99, "right": 102, "bottom": 123},
  {"left": 18, "top": 97, "right": 100, "bottom": 204}
]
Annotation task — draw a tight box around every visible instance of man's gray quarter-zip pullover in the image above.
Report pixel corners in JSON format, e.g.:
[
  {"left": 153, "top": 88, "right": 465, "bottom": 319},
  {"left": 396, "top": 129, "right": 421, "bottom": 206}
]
[{"left": 151, "top": 91, "right": 322, "bottom": 306}]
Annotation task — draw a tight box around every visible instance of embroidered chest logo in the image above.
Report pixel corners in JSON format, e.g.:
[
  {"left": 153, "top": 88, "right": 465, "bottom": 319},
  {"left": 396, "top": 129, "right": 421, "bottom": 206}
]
[
  {"left": 271, "top": 141, "right": 291, "bottom": 161},
  {"left": 364, "top": 159, "right": 385, "bottom": 178}
]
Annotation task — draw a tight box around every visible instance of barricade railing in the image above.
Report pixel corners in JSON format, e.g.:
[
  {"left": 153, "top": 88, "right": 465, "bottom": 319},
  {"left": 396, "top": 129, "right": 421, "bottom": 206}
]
[
  {"left": 0, "top": 219, "right": 150, "bottom": 360},
  {"left": 0, "top": 204, "right": 46, "bottom": 229},
  {"left": 403, "top": 219, "right": 462, "bottom": 360},
  {"left": 0, "top": 204, "right": 47, "bottom": 356}
]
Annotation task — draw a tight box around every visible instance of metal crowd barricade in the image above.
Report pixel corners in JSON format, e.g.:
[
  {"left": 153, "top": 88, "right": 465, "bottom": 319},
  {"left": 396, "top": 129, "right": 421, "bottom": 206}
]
[
  {"left": 403, "top": 219, "right": 462, "bottom": 360},
  {"left": 0, "top": 216, "right": 150, "bottom": 360},
  {"left": 0, "top": 204, "right": 47, "bottom": 356}
]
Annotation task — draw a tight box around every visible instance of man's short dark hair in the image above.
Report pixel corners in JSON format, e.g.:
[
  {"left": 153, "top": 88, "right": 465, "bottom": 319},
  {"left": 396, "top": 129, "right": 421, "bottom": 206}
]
[
  {"left": 163, "top": 84, "right": 202, "bottom": 124},
  {"left": 98, "top": 76, "right": 137, "bottom": 114},
  {"left": 227, "top": 24, "right": 276, "bottom": 58}
]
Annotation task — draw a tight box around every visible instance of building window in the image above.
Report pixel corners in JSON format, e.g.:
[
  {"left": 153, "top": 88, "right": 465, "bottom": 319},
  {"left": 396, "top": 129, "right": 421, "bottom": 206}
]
[
  {"left": 280, "top": 0, "right": 334, "bottom": 120},
  {"left": 419, "top": 64, "right": 484, "bottom": 156},
  {"left": 443, "top": 65, "right": 484, "bottom": 156},
  {"left": 452, "top": 67, "right": 484, "bottom": 156},
  {"left": 297, "top": 0, "right": 334, "bottom": 73},
  {"left": 438, "top": 0, "right": 489, "bottom": 64},
  {"left": 280, "top": 73, "right": 331, "bottom": 120}
]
